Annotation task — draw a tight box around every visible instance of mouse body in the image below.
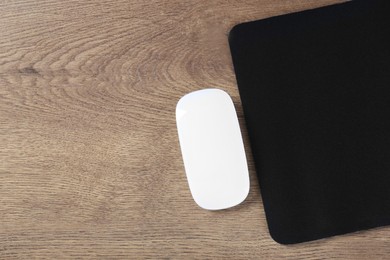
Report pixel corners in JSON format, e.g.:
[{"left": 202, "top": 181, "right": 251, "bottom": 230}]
[{"left": 176, "top": 89, "right": 250, "bottom": 210}]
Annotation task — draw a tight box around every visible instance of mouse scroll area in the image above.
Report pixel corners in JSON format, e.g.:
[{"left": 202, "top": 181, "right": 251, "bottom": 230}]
[{"left": 176, "top": 89, "right": 250, "bottom": 210}]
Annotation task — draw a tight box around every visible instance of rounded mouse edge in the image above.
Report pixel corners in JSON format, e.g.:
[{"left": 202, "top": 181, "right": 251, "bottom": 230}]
[
  {"left": 176, "top": 88, "right": 231, "bottom": 121},
  {"left": 191, "top": 177, "right": 250, "bottom": 211},
  {"left": 176, "top": 88, "right": 230, "bottom": 105},
  {"left": 233, "top": 170, "right": 251, "bottom": 209}
]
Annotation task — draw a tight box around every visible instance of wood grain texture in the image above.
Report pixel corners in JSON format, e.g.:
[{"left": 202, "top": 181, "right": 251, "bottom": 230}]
[{"left": 1, "top": 0, "right": 389, "bottom": 259}]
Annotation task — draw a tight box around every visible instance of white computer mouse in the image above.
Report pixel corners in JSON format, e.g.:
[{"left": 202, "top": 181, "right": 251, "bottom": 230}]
[{"left": 176, "top": 88, "right": 250, "bottom": 210}]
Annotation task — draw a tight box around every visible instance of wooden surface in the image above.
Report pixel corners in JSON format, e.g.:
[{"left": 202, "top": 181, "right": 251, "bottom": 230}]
[{"left": 1, "top": 0, "right": 390, "bottom": 258}]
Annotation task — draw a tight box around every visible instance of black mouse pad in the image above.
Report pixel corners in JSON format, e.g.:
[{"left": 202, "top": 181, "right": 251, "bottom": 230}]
[{"left": 229, "top": 0, "right": 390, "bottom": 244}]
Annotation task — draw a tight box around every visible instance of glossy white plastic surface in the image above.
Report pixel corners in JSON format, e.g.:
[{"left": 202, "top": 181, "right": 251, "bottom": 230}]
[{"left": 176, "top": 89, "right": 250, "bottom": 210}]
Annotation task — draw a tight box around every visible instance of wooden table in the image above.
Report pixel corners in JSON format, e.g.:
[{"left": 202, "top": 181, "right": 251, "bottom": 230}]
[{"left": 1, "top": 0, "right": 389, "bottom": 258}]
